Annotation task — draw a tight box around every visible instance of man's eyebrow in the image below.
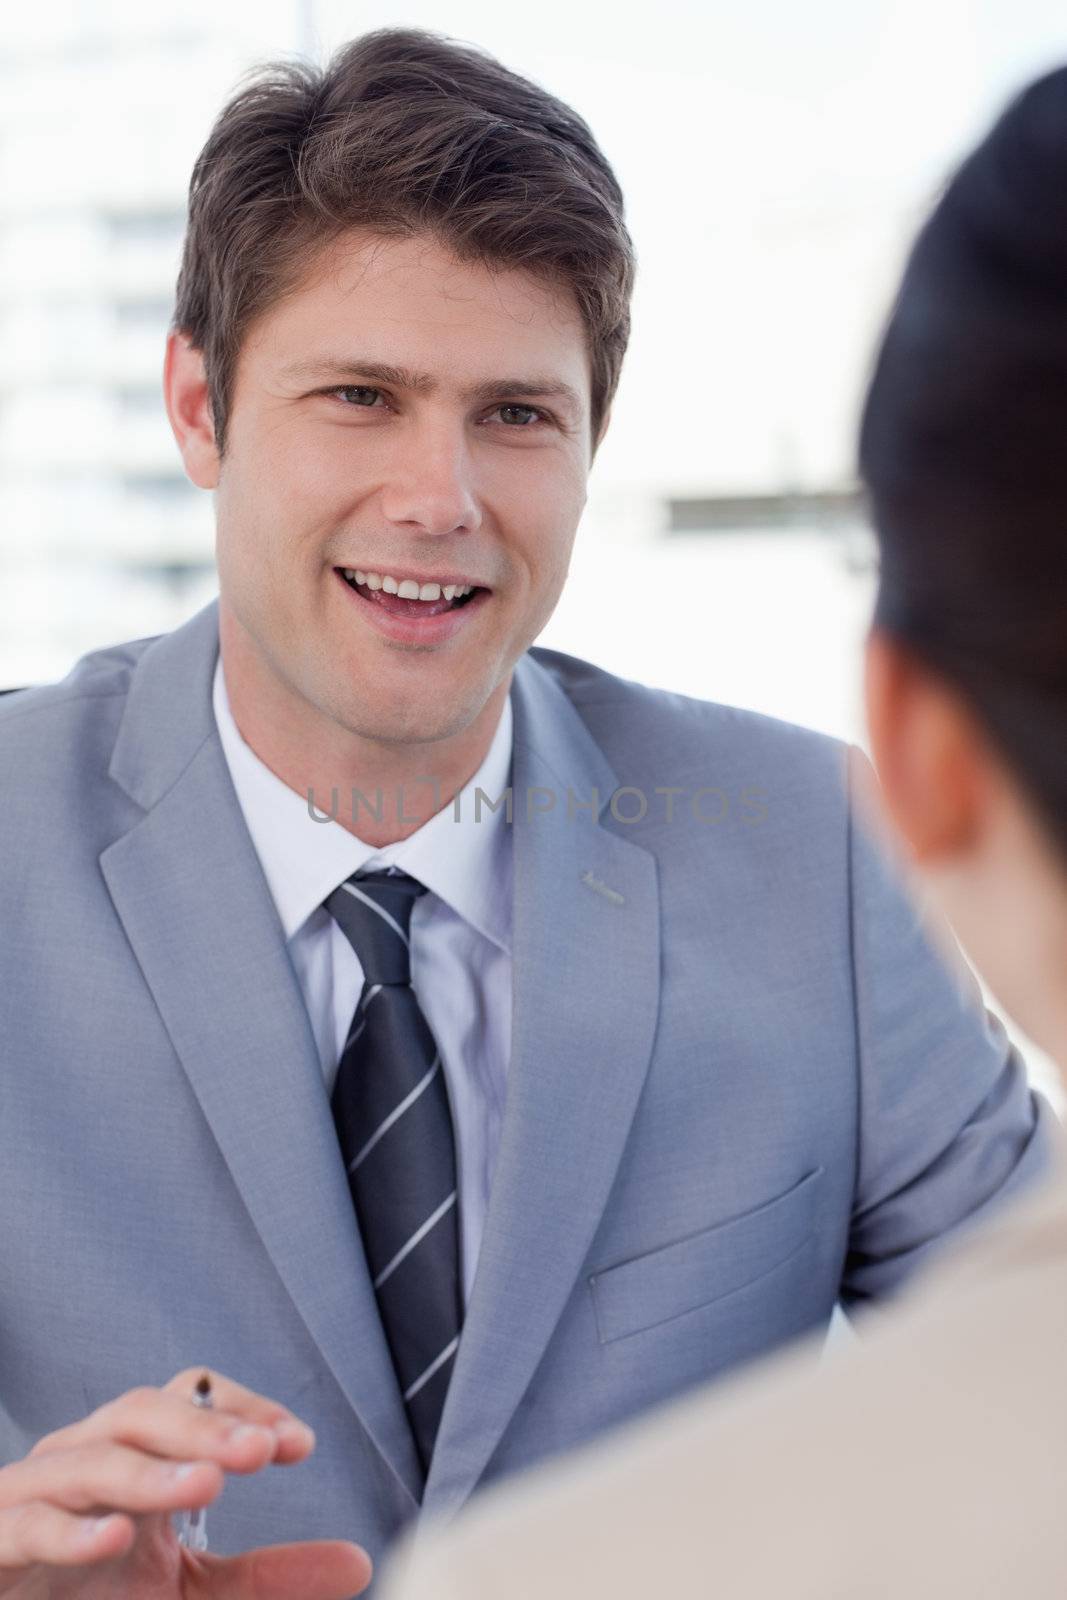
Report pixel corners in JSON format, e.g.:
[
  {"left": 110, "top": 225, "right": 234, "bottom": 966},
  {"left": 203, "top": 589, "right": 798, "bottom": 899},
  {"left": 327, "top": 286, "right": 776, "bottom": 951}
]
[
  {"left": 465, "top": 376, "right": 584, "bottom": 416},
  {"left": 278, "top": 357, "right": 584, "bottom": 414},
  {"left": 279, "top": 358, "right": 435, "bottom": 391}
]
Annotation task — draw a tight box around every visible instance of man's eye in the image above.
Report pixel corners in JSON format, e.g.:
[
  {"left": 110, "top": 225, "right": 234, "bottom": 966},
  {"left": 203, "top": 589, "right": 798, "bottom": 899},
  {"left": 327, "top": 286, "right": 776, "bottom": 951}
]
[
  {"left": 335, "top": 386, "right": 384, "bottom": 407},
  {"left": 494, "top": 404, "right": 543, "bottom": 427}
]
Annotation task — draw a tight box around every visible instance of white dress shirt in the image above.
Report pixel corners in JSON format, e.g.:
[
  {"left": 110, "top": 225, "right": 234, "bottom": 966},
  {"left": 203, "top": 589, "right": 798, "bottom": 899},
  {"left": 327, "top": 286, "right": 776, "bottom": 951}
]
[{"left": 212, "top": 657, "right": 513, "bottom": 1308}]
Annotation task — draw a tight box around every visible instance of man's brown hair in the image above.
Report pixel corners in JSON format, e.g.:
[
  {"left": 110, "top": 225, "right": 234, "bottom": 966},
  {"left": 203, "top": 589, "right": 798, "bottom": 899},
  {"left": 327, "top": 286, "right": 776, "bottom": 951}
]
[{"left": 173, "top": 28, "right": 635, "bottom": 454}]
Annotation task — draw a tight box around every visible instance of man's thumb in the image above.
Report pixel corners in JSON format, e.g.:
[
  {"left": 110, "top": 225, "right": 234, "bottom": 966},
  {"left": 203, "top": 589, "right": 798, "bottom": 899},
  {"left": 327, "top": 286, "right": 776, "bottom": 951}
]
[{"left": 201, "top": 1538, "right": 372, "bottom": 1599}]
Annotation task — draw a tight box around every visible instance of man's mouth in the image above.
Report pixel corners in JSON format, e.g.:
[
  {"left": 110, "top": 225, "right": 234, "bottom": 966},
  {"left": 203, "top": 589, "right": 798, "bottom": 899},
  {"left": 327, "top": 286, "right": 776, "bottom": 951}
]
[{"left": 335, "top": 567, "right": 487, "bottom": 620}]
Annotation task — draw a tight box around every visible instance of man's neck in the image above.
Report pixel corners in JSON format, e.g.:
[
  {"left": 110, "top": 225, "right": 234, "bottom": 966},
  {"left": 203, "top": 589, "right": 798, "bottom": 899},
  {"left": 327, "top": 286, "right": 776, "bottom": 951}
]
[{"left": 219, "top": 649, "right": 510, "bottom": 849}]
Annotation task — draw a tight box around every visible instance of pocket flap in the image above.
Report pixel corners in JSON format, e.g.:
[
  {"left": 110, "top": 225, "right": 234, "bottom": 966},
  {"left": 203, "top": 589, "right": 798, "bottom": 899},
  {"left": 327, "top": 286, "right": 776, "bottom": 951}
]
[{"left": 590, "top": 1166, "right": 824, "bottom": 1344}]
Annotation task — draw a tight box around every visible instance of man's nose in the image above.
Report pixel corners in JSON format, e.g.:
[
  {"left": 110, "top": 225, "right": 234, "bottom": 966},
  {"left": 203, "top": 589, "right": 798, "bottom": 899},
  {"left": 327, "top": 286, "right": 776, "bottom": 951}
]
[{"left": 378, "top": 422, "right": 482, "bottom": 537}]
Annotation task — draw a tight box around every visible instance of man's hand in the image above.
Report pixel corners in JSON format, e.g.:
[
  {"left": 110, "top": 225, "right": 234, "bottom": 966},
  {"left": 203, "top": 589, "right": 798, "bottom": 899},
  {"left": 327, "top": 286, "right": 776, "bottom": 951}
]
[{"left": 0, "top": 1368, "right": 372, "bottom": 1598}]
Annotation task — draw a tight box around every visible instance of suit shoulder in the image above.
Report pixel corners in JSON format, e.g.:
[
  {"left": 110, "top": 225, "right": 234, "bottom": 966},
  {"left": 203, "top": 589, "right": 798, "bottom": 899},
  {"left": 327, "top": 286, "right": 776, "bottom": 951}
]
[
  {"left": 0, "top": 629, "right": 159, "bottom": 739},
  {"left": 0, "top": 629, "right": 162, "bottom": 803},
  {"left": 527, "top": 645, "right": 850, "bottom": 785}
]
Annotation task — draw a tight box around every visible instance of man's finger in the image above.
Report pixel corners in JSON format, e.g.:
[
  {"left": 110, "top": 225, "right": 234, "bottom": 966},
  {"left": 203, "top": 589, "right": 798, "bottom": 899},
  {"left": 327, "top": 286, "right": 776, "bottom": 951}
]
[
  {"left": 162, "top": 1369, "right": 309, "bottom": 1437},
  {"left": 31, "top": 1390, "right": 287, "bottom": 1475},
  {"left": 157, "top": 1371, "right": 317, "bottom": 1465},
  {"left": 197, "top": 1539, "right": 373, "bottom": 1600},
  {"left": 0, "top": 1501, "right": 133, "bottom": 1570},
  {"left": 0, "top": 1441, "right": 222, "bottom": 1516}
]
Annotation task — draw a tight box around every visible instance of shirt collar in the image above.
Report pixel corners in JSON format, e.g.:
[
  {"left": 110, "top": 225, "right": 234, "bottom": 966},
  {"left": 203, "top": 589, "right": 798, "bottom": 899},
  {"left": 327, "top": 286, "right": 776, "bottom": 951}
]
[{"left": 212, "top": 656, "right": 513, "bottom": 954}]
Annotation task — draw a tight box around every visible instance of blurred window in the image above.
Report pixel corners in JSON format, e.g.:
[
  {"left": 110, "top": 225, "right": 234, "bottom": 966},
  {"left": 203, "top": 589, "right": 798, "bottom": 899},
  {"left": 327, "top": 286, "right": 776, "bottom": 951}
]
[
  {"left": 115, "top": 384, "right": 166, "bottom": 415},
  {"left": 120, "top": 471, "right": 191, "bottom": 502},
  {"left": 102, "top": 209, "right": 185, "bottom": 244},
  {"left": 114, "top": 298, "right": 172, "bottom": 329},
  {"left": 667, "top": 490, "right": 863, "bottom": 535}
]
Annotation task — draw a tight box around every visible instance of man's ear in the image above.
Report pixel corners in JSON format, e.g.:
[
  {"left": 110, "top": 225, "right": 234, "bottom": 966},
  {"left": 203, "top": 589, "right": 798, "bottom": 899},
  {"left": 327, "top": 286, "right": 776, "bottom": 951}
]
[
  {"left": 864, "top": 626, "right": 989, "bottom": 865},
  {"left": 163, "top": 331, "right": 220, "bottom": 489}
]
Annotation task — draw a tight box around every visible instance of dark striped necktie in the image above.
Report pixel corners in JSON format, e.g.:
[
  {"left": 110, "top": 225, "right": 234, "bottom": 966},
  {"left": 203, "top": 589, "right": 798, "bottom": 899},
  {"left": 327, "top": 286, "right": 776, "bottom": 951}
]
[{"left": 324, "top": 869, "right": 463, "bottom": 1476}]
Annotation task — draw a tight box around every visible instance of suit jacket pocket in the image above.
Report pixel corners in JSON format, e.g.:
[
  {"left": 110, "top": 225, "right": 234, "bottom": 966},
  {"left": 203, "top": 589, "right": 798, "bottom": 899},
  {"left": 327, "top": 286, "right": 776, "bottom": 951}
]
[{"left": 589, "top": 1167, "right": 824, "bottom": 1344}]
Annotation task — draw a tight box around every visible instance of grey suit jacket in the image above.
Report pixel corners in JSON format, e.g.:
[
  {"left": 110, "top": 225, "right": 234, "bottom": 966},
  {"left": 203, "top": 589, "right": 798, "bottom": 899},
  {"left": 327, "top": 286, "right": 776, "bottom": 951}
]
[{"left": 0, "top": 598, "right": 1053, "bottom": 1587}]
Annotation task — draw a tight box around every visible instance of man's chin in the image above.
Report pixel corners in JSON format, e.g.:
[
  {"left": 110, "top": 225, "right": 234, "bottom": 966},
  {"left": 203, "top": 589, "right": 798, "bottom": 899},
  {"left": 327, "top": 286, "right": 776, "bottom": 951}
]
[
  {"left": 328, "top": 650, "right": 513, "bottom": 748},
  {"left": 331, "top": 695, "right": 486, "bottom": 750}
]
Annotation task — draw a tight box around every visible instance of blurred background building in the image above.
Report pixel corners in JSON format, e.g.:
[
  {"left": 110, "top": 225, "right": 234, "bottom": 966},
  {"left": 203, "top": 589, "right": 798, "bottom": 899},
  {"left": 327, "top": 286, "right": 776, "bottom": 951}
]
[{"left": 2, "top": 0, "right": 1065, "bottom": 1099}]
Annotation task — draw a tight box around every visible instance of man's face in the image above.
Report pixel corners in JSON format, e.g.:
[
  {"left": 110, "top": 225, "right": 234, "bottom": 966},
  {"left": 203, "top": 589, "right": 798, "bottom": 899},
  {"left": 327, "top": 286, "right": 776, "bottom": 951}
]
[{"left": 211, "top": 229, "right": 593, "bottom": 748}]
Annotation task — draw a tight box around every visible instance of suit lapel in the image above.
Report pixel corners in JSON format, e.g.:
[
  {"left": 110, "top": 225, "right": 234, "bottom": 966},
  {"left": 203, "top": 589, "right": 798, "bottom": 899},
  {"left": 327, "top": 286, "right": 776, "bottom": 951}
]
[
  {"left": 423, "top": 654, "right": 661, "bottom": 1515},
  {"left": 100, "top": 602, "right": 422, "bottom": 1506}
]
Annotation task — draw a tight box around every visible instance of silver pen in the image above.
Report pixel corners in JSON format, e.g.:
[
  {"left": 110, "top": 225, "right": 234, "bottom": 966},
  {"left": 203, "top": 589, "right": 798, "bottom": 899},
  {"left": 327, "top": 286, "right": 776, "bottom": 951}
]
[{"left": 177, "top": 1373, "right": 213, "bottom": 1552}]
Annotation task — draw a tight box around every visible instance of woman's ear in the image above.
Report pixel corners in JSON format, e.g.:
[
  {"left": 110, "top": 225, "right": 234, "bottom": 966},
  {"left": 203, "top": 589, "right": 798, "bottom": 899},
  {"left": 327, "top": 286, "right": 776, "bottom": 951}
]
[
  {"left": 864, "top": 626, "right": 989, "bottom": 866},
  {"left": 163, "top": 331, "right": 220, "bottom": 489}
]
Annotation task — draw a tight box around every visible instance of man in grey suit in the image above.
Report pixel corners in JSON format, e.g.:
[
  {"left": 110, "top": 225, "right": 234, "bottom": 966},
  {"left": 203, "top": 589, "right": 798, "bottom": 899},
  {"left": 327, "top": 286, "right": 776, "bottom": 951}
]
[{"left": 0, "top": 27, "right": 1054, "bottom": 1599}]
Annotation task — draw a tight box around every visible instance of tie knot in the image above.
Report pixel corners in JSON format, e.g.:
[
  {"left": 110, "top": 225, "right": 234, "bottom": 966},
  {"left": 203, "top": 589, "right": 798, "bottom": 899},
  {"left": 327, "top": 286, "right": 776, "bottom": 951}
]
[{"left": 324, "top": 869, "right": 426, "bottom": 986}]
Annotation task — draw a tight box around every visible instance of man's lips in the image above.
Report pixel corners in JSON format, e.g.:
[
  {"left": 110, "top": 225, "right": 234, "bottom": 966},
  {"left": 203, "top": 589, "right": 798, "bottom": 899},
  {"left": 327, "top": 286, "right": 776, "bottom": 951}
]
[
  {"left": 334, "top": 567, "right": 487, "bottom": 618},
  {"left": 333, "top": 567, "right": 491, "bottom": 642}
]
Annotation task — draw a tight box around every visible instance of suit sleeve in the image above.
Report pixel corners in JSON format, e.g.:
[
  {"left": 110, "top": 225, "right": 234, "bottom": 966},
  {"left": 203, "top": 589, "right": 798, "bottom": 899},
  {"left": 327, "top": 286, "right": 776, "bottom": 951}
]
[{"left": 839, "top": 745, "right": 1059, "bottom": 1307}]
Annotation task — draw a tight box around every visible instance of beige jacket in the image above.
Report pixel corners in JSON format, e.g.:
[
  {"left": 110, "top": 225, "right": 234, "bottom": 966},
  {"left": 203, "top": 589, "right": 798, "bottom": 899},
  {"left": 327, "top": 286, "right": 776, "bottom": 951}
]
[{"left": 382, "top": 1154, "right": 1067, "bottom": 1599}]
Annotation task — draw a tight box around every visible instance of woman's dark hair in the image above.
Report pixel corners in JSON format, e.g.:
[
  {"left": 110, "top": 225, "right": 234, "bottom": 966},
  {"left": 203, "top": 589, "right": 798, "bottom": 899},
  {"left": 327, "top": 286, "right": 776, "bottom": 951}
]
[
  {"left": 173, "top": 28, "right": 634, "bottom": 455},
  {"left": 860, "top": 67, "right": 1067, "bottom": 864}
]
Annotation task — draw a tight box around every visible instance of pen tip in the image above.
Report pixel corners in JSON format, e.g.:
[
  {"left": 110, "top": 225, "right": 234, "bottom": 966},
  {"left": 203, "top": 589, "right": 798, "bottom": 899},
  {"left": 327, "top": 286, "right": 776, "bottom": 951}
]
[{"left": 196, "top": 1373, "right": 212, "bottom": 1397}]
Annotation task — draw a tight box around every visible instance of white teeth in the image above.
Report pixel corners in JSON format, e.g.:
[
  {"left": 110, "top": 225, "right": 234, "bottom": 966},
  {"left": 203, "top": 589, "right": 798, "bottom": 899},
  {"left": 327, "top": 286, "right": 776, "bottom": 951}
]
[{"left": 344, "top": 569, "right": 477, "bottom": 601}]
